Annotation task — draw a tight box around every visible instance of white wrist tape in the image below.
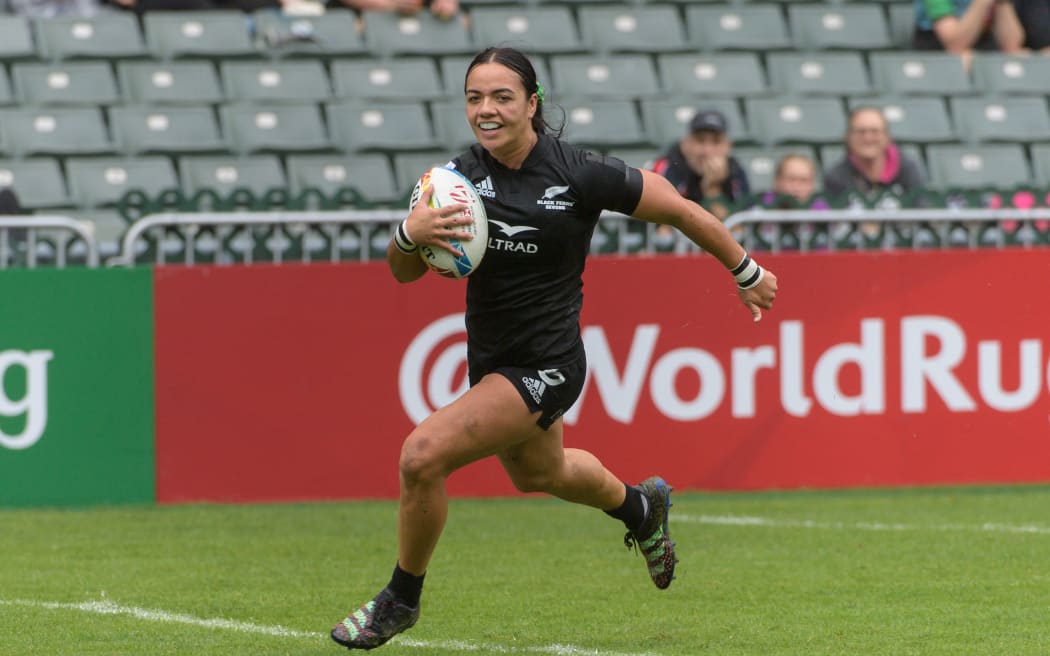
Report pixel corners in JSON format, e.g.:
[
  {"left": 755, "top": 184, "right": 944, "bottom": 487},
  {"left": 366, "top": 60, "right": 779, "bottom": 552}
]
[
  {"left": 393, "top": 219, "right": 417, "bottom": 254},
  {"left": 730, "top": 253, "right": 764, "bottom": 290}
]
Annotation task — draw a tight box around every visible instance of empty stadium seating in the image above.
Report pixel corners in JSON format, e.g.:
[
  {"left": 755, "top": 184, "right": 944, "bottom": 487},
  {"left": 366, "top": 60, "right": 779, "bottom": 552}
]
[
  {"left": 469, "top": 6, "right": 583, "bottom": 55},
  {"left": 221, "top": 60, "right": 331, "bottom": 103},
  {"left": 34, "top": 13, "right": 147, "bottom": 60},
  {"left": 0, "top": 0, "right": 1045, "bottom": 256}
]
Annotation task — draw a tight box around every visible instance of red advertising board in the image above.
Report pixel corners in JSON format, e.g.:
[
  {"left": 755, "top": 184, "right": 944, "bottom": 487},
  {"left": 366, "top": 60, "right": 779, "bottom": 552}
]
[{"left": 153, "top": 250, "right": 1050, "bottom": 503}]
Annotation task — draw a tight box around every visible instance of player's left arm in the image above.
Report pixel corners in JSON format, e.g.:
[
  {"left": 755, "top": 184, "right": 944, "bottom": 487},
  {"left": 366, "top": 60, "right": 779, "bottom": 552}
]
[{"left": 632, "top": 168, "right": 779, "bottom": 322}]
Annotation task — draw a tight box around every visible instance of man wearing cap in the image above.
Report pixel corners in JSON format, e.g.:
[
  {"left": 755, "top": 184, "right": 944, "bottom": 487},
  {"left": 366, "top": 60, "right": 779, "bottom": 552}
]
[{"left": 650, "top": 109, "right": 751, "bottom": 221}]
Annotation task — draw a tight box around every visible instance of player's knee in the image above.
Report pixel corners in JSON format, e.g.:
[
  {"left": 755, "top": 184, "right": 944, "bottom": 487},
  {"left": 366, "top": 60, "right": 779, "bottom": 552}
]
[{"left": 399, "top": 432, "right": 445, "bottom": 484}]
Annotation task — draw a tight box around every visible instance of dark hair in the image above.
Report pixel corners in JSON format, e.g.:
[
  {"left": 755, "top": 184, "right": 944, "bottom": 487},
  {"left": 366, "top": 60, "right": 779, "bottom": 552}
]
[{"left": 464, "top": 46, "right": 563, "bottom": 138}]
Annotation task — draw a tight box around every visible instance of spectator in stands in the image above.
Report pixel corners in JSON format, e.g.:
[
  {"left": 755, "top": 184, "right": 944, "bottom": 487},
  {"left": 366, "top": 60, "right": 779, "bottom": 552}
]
[
  {"left": 1012, "top": 0, "right": 1050, "bottom": 51},
  {"left": 769, "top": 154, "right": 819, "bottom": 206},
  {"left": 651, "top": 109, "right": 750, "bottom": 222},
  {"left": 760, "top": 154, "right": 830, "bottom": 250},
  {"left": 338, "top": 0, "right": 458, "bottom": 19},
  {"left": 913, "top": 0, "right": 1025, "bottom": 65},
  {"left": 824, "top": 107, "right": 924, "bottom": 203}
]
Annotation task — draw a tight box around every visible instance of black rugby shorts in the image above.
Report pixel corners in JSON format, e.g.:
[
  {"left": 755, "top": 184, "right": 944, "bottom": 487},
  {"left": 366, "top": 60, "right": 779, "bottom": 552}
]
[{"left": 470, "top": 354, "right": 587, "bottom": 431}]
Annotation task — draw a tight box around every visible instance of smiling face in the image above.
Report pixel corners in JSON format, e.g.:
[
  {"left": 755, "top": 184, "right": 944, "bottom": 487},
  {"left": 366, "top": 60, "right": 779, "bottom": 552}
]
[
  {"left": 465, "top": 61, "right": 538, "bottom": 164},
  {"left": 846, "top": 108, "right": 890, "bottom": 163}
]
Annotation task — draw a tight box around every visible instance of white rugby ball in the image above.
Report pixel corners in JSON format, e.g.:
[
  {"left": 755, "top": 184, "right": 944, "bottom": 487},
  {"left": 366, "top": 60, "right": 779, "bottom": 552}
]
[{"left": 409, "top": 167, "right": 488, "bottom": 279}]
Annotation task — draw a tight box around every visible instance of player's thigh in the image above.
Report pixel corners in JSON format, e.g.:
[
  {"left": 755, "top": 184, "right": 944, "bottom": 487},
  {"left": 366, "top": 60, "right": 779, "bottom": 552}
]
[{"left": 404, "top": 373, "right": 546, "bottom": 476}]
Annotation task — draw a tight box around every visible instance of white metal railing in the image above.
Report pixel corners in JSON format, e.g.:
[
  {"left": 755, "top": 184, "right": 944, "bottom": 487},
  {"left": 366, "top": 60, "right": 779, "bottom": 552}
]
[
  {"left": 722, "top": 207, "right": 1050, "bottom": 253},
  {"left": 8, "top": 207, "right": 1048, "bottom": 269},
  {"left": 108, "top": 210, "right": 399, "bottom": 267},
  {"left": 0, "top": 215, "right": 99, "bottom": 269}
]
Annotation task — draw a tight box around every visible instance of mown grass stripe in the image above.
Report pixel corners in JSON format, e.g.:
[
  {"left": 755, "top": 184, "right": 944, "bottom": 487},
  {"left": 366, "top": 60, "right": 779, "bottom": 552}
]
[
  {"left": 0, "top": 598, "right": 661, "bottom": 656},
  {"left": 677, "top": 514, "right": 1050, "bottom": 535}
]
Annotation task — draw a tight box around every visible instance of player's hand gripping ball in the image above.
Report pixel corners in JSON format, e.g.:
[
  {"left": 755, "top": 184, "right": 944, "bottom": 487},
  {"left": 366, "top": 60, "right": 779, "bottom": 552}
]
[{"left": 409, "top": 167, "right": 488, "bottom": 279}]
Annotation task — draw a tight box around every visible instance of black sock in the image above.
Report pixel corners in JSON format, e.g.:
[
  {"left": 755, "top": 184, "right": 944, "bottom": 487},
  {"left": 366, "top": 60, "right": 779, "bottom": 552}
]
[
  {"left": 604, "top": 483, "right": 649, "bottom": 534},
  {"left": 387, "top": 563, "right": 425, "bottom": 609}
]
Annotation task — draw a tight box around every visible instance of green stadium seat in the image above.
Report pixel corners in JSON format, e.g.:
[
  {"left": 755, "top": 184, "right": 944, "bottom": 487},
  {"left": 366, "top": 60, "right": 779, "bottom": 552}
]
[
  {"left": 846, "top": 96, "right": 957, "bottom": 144},
  {"left": 286, "top": 153, "right": 400, "bottom": 204},
  {"left": 178, "top": 155, "right": 286, "bottom": 196},
  {"left": 766, "top": 52, "right": 872, "bottom": 96},
  {"left": 949, "top": 97, "right": 1050, "bottom": 144},
  {"left": 220, "top": 60, "right": 331, "bottom": 103},
  {"left": 657, "top": 53, "right": 767, "bottom": 97},
  {"left": 685, "top": 5, "right": 792, "bottom": 52},
  {"left": 549, "top": 54, "right": 659, "bottom": 99},
  {"left": 118, "top": 61, "right": 224, "bottom": 106},
  {"left": 66, "top": 156, "right": 179, "bottom": 208},
  {"left": 1031, "top": 144, "right": 1050, "bottom": 185},
  {"left": 0, "top": 158, "right": 71, "bottom": 209},
  {"left": 0, "top": 68, "right": 14, "bottom": 106},
  {"left": 326, "top": 101, "right": 438, "bottom": 153},
  {"left": 393, "top": 152, "right": 454, "bottom": 197},
  {"left": 330, "top": 58, "right": 443, "bottom": 101},
  {"left": 144, "top": 11, "right": 258, "bottom": 61},
  {"left": 110, "top": 105, "right": 227, "bottom": 155},
  {"left": 744, "top": 97, "right": 848, "bottom": 145},
  {"left": 972, "top": 54, "right": 1050, "bottom": 96},
  {"left": 926, "top": 144, "right": 1032, "bottom": 189},
  {"left": 0, "top": 16, "right": 36, "bottom": 62},
  {"left": 559, "top": 99, "right": 648, "bottom": 149},
  {"left": 220, "top": 103, "right": 332, "bottom": 155},
  {"left": 887, "top": 3, "right": 915, "bottom": 48},
  {"left": 640, "top": 96, "right": 750, "bottom": 148},
  {"left": 362, "top": 11, "right": 474, "bottom": 57},
  {"left": 733, "top": 145, "right": 819, "bottom": 194},
  {"left": 33, "top": 14, "right": 147, "bottom": 61},
  {"left": 12, "top": 62, "right": 120, "bottom": 106},
  {"left": 251, "top": 10, "right": 366, "bottom": 58},
  {"left": 605, "top": 147, "right": 660, "bottom": 171},
  {"left": 0, "top": 108, "right": 113, "bottom": 157},
  {"left": 577, "top": 5, "right": 687, "bottom": 54},
  {"left": 787, "top": 4, "right": 892, "bottom": 51},
  {"left": 430, "top": 99, "right": 477, "bottom": 151},
  {"left": 74, "top": 208, "right": 127, "bottom": 258},
  {"left": 469, "top": 6, "right": 583, "bottom": 55},
  {"left": 870, "top": 52, "right": 973, "bottom": 96}
]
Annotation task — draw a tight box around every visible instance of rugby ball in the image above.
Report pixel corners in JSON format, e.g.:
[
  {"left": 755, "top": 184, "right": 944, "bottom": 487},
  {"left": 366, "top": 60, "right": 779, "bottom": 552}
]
[{"left": 409, "top": 167, "right": 488, "bottom": 279}]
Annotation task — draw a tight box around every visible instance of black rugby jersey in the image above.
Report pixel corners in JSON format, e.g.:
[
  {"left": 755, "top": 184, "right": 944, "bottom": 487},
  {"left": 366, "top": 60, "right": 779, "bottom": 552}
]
[{"left": 449, "top": 133, "right": 643, "bottom": 371}]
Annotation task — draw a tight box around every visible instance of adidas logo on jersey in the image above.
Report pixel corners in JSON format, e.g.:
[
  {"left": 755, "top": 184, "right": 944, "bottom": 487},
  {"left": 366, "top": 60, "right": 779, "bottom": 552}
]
[
  {"left": 474, "top": 176, "right": 496, "bottom": 198},
  {"left": 522, "top": 376, "right": 546, "bottom": 404}
]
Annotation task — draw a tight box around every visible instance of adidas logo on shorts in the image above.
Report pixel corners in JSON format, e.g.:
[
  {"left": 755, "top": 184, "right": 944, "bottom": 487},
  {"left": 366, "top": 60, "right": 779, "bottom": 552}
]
[{"left": 522, "top": 376, "right": 546, "bottom": 404}]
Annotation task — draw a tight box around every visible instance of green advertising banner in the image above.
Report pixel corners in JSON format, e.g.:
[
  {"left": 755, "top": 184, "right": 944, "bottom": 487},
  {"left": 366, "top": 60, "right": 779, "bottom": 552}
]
[{"left": 0, "top": 268, "right": 155, "bottom": 507}]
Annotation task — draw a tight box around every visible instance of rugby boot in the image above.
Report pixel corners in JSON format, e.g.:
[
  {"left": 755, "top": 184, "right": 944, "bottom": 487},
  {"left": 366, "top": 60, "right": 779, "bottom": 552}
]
[
  {"left": 331, "top": 588, "right": 419, "bottom": 650},
  {"left": 624, "top": 476, "right": 678, "bottom": 589}
]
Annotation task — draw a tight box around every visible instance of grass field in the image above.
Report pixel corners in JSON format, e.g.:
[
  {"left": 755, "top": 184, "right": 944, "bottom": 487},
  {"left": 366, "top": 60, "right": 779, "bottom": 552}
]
[{"left": 2, "top": 485, "right": 1050, "bottom": 656}]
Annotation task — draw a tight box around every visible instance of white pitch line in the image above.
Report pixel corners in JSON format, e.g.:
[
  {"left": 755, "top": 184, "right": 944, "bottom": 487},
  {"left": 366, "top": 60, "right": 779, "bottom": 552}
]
[
  {"left": 677, "top": 514, "right": 1050, "bottom": 535},
  {"left": 0, "top": 598, "right": 660, "bottom": 656}
]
